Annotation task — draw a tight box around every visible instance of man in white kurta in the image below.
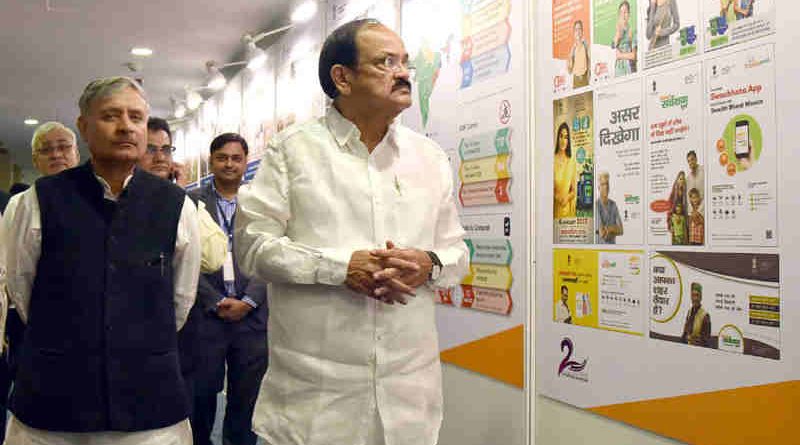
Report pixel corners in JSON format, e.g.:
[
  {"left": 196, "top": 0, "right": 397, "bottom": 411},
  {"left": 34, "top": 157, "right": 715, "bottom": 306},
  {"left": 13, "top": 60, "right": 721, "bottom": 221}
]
[{"left": 235, "top": 19, "right": 469, "bottom": 445}]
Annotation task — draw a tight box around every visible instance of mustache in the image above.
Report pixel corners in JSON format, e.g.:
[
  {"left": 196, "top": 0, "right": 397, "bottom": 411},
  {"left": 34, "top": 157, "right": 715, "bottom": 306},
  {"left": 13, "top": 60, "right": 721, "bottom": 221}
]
[{"left": 393, "top": 79, "right": 412, "bottom": 91}]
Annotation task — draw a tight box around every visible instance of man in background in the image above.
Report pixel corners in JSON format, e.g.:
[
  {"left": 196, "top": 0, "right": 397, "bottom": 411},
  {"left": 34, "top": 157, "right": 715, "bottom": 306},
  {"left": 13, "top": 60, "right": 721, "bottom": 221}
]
[
  {"left": 0, "top": 120, "right": 82, "bottom": 442},
  {"left": 138, "top": 117, "right": 226, "bottom": 274},
  {"left": 139, "top": 117, "right": 189, "bottom": 187},
  {"left": 187, "top": 132, "right": 267, "bottom": 445}
]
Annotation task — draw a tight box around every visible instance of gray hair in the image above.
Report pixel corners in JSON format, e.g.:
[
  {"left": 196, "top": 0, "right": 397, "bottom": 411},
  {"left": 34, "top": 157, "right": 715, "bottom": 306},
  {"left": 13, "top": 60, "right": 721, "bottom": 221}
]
[
  {"left": 78, "top": 76, "right": 148, "bottom": 116},
  {"left": 31, "top": 121, "right": 77, "bottom": 158}
]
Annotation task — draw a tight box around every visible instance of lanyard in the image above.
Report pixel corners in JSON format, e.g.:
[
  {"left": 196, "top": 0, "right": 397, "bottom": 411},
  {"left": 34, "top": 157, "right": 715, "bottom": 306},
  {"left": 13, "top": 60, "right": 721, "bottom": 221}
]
[{"left": 217, "top": 201, "right": 235, "bottom": 242}]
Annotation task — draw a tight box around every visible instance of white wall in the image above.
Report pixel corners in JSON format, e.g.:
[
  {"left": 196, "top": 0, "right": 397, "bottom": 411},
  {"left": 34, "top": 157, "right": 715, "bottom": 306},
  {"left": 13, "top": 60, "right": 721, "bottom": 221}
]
[{"left": 439, "top": 364, "right": 527, "bottom": 445}]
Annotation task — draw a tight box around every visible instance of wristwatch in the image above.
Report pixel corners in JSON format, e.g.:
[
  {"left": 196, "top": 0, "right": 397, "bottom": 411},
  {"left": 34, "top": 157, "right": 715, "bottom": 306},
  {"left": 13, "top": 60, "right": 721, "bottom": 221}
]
[{"left": 426, "top": 250, "right": 443, "bottom": 282}]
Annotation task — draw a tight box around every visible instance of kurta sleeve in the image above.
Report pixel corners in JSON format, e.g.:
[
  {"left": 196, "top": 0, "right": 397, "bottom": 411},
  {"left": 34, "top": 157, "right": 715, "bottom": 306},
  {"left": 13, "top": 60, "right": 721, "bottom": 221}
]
[
  {"left": 428, "top": 150, "right": 469, "bottom": 289},
  {"left": 197, "top": 201, "right": 227, "bottom": 274},
  {"left": 235, "top": 140, "right": 350, "bottom": 287},
  {"left": 3, "top": 189, "right": 41, "bottom": 324},
  {"left": 172, "top": 196, "right": 201, "bottom": 330}
]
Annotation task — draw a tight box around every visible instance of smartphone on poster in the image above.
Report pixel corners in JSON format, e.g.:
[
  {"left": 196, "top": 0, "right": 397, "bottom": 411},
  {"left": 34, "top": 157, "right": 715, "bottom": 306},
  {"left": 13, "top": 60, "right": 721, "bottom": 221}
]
[{"left": 735, "top": 120, "right": 750, "bottom": 159}]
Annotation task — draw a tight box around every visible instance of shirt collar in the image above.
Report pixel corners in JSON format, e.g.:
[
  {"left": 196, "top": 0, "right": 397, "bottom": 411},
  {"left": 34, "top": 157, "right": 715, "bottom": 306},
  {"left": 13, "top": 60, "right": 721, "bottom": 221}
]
[
  {"left": 211, "top": 179, "right": 237, "bottom": 205},
  {"left": 94, "top": 169, "right": 135, "bottom": 201},
  {"left": 325, "top": 105, "right": 400, "bottom": 154}
]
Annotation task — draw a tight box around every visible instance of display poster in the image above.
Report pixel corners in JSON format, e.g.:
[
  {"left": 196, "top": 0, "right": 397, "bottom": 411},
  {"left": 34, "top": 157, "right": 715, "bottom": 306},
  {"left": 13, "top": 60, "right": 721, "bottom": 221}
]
[
  {"left": 703, "top": 0, "right": 775, "bottom": 51},
  {"left": 706, "top": 44, "right": 777, "bottom": 246},
  {"left": 275, "top": 22, "right": 325, "bottom": 133},
  {"left": 592, "top": 0, "right": 638, "bottom": 84},
  {"left": 241, "top": 48, "right": 277, "bottom": 162},
  {"left": 553, "top": 249, "right": 646, "bottom": 335},
  {"left": 538, "top": 0, "right": 793, "bottom": 442},
  {"left": 218, "top": 75, "right": 242, "bottom": 134},
  {"left": 650, "top": 251, "right": 780, "bottom": 359},
  {"left": 553, "top": 91, "right": 594, "bottom": 244},
  {"left": 642, "top": 0, "right": 700, "bottom": 69},
  {"left": 645, "top": 64, "right": 703, "bottom": 246},
  {"left": 594, "top": 80, "right": 643, "bottom": 245},
  {"left": 183, "top": 116, "right": 206, "bottom": 186},
  {"left": 403, "top": 0, "right": 527, "bottom": 388},
  {"left": 552, "top": 0, "right": 592, "bottom": 93}
]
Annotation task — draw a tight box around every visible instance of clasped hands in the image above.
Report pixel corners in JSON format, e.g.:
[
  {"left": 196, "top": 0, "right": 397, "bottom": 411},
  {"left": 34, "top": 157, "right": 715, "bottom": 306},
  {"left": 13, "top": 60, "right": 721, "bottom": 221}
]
[
  {"left": 346, "top": 241, "right": 433, "bottom": 305},
  {"left": 216, "top": 297, "right": 253, "bottom": 322}
]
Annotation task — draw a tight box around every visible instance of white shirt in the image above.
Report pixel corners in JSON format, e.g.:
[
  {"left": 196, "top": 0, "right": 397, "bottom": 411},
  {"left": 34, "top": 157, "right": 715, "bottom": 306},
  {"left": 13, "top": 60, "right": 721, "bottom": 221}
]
[
  {"left": 1, "top": 172, "right": 200, "bottom": 445},
  {"left": 236, "top": 106, "right": 469, "bottom": 445},
  {"left": 0, "top": 209, "right": 6, "bottom": 353}
]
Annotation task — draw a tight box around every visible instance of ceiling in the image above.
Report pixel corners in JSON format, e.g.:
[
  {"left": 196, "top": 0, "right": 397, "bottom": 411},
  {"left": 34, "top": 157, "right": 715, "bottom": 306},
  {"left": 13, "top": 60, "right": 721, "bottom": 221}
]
[{"left": 0, "top": 0, "right": 295, "bottom": 170}]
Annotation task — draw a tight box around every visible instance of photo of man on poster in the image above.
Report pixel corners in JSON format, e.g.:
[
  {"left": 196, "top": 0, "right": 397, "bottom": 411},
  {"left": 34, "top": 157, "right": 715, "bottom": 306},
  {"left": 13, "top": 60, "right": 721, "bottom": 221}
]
[
  {"left": 596, "top": 172, "right": 624, "bottom": 244},
  {"left": 681, "top": 282, "right": 711, "bottom": 347}
]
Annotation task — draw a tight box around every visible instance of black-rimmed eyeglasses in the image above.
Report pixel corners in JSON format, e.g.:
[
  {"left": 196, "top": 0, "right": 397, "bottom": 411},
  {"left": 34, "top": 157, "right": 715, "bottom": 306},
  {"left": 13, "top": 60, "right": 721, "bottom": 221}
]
[{"left": 146, "top": 144, "right": 176, "bottom": 156}]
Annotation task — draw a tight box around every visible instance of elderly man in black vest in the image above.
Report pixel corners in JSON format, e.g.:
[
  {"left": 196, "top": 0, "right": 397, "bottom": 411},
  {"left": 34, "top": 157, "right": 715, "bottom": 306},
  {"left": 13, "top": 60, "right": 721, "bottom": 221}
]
[{"left": 1, "top": 76, "right": 201, "bottom": 444}]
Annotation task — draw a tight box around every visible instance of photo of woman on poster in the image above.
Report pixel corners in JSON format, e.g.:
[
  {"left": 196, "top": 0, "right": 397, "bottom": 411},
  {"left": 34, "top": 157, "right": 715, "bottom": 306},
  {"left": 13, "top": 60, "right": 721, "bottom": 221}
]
[
  {"left": 646, "top": 0, "right": 680, "bottom": 50},
  {"left": 614, "top": 1, "right": 637, "bottom": 75},
  {"left": 568, "top": 20, "right": 590, "bottom": 88},
  {"left": 667, "top": 171, "right": 689, "bottom": 245},
  {"left": 554, "top": 122, "right": 578, "bottom": 219}
]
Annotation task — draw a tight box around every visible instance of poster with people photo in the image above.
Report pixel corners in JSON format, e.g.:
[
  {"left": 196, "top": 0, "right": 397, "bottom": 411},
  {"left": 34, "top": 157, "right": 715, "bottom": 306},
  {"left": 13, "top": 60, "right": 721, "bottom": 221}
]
[
  {"left": 595, "top": 80, "right": 644, "bottom": 245},
  {"left": 552, "top": 0, "right": 591, "bottom": 94},
  {"left": 642, "top": 0, "right": 700, "bottom": 69},
  {"left": 553, "top": 248, "right": 646, "bottom": 335},
  {"left": 649, "top": 251, "right": 780, "bottom": 360},
  {"left": 554, "top": 91, "right": 594, "bottom": 244},
  {"left": 704, "top": 0, "right": 775, "bottom": 51},
  {"left": 592, "top": 0, "right": 638, "bottom": 84},
  {"left": 646, "top": 64, "right": 704, "bottom": 246},
  {"left": 706, "top": 44, "right": 777, "bottom": 246}
]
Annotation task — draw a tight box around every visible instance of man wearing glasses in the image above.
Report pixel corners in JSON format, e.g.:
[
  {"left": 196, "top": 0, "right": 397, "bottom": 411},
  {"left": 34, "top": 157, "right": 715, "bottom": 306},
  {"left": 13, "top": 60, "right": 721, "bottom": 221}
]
[
  {"left": 0, "top": 121, "right": 81, "bottom": 442},
  {"left": 139, "top": 117, "right": 189, "bottom": 187},
  {"left": 187, "top": 133, "right": 268, "bottom": 445},
  {"left": 236, "top": 19, "right": 468, "bottom": 445}
]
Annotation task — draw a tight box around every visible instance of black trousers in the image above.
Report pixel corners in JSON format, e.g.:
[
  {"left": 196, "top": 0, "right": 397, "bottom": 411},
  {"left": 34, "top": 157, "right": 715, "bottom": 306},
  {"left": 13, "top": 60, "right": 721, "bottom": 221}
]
[
  {"left": 0, "top": 309, "right": 25, "bottom": 443},
  {"left": 184, "top": 314, "right": 268, "bottom": 445}
]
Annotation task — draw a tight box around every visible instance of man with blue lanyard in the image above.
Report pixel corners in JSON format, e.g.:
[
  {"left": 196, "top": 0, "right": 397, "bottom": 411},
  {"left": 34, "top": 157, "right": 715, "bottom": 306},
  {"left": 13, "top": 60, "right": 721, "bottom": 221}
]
[{"left": 185, "top": 132, "right": 268, "bottom": 445}]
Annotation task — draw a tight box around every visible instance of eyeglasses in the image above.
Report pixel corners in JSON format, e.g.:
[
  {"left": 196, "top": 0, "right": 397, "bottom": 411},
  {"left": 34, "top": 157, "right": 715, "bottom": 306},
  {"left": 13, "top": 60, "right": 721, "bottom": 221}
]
[
  {"left": 36, "top": 144, "right": 74, "bottom": 156},
  {"left": 146, "top": 144, "right": 176, "bottom": 156},
  {"left": 374, "top": 55, "right": 416, "bottom": 79}
]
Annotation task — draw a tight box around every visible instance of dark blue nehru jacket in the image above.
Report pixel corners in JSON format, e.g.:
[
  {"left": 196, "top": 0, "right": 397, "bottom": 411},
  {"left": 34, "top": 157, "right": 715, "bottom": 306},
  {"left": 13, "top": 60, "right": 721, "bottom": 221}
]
[{"left": 10, "top": 162, "right": 189, "bottom": 432}]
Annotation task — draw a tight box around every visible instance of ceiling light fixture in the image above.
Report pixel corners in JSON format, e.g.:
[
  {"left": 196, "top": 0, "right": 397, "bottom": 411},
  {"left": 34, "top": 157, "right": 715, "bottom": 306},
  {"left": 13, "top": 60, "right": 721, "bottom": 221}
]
[
  {"left": 205, "top": 61, "right": 230, "bottom": 90},
  {"left": 242, "top": 0, "right": 319, "bottom": 48},
  {"left": 243, "top": 36, "right": 268, "bottom": 71},
  {"left": 171, "top": 96, "right": 187, "bottom": 119},
  {"left": 131, "top": 47, "right": 154, "bottom": 57},
  {"left": 174, "top": 2, "right": 318, "bottom": 111},
  {"left": 24, "top": 118, "right": 39, "bottom": 126},
  {"left": 185, "top": 86, "right": 204, "bottom": 111},
  {"left": 291, "top": 1, "right": 318, "bottom": 23}
]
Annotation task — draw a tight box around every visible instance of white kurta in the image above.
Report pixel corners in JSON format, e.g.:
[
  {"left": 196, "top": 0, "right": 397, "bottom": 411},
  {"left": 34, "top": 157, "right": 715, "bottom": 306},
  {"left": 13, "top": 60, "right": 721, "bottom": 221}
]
[
  {"left": 1, "top": 173, "right": 201, "bottom": 445},
  {"left": 235, "top": 106, "right": 469, "bottom": 445}
]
